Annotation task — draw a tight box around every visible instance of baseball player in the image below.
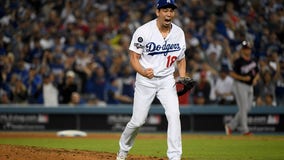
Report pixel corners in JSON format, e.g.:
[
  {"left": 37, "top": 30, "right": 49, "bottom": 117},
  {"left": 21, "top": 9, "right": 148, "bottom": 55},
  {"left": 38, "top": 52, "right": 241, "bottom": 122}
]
[
  {"left": 225, "top": 40, "right": 260, "bottom": 136},
  {"left": 116, "top": 0, "right": 187, "bottom": 160}
]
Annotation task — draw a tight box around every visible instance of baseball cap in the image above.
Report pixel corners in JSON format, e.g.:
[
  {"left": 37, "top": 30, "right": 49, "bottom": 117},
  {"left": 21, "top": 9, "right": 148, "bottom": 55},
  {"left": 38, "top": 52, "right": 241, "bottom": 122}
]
[
  {"left": 241, "top": 40, "right": 252, "bottom": 49},
  {"left": 220, "top": 65, "right": 230, "bottom": 73},
  {"left": 156, "top": 0, "right": 177, "bottom": 9},
  {"left": 66, "top": 70, "right": 75, "bottom": 78}
]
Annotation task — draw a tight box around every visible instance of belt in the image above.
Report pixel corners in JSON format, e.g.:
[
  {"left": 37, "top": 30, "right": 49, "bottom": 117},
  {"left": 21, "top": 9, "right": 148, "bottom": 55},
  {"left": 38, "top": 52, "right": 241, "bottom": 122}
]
[{"left": 153, "top": 75, "right": 169, "bottom": 78}]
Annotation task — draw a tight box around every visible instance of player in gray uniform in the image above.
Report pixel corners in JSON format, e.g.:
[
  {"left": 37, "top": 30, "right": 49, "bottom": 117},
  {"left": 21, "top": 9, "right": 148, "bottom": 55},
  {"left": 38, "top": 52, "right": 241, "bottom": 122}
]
[
  {"left": 225, "top": 40, "right": 260, "bottom": 136},
  {"left": 116, "top": 0, "right": 187, "bottom": 160}
]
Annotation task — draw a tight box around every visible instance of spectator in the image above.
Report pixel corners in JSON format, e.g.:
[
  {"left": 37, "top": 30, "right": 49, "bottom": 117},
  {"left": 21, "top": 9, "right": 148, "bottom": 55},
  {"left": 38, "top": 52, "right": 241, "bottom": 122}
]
[
  {"left": 12, "top": 59, "right": 29, "bottom": 84},
  {"left": 0, "top": 89, "right": 10, "bottom": 104},
  {"left": 255, "top": 51, "right": 280, "bottom": 106},
  {"left": 109, "top": 52, "right": 125, "bottom": 78},
  {"left": 205, "top": 37, "right": 223, "bottom": 71},
  {"left": 213, "top": 66, "right": 235, "bottom": 105},
  {"left": 105, "top": 77, "right": 133, "bottom": 104},
  {"left": 84, "top": 65, "right": 107, "bottom": 102},
  {"left": 73, "top": 48, "right": 92, "bottom": 92},
  {"left": 275, "top": 58, "right": 284, "bottom": 106},
  {"left": 192, "top": 70, "right": 212, "bottom": 105},
  {"left": 42, "top": 72, "right": 59, "bottom": 107},
  {"left": 9, "top": 74, "right": 28, "bottom": 104},
  {"left": 85, "top": 94, "right": 107, "bottom": 107},
  {"left": 49, "top": 53, "right": 65, "bottom": 84},
  {"left": 58, "top": 70, "right": 78, "bottom": 104},
  {"left": 263, "top": 94, "right": 275, "bottom": 107},
  {"left": 120, "top": 65, "right": 135, "bottom": 99},
  {"left": 0, "top": 0, "right": 283, "bottom": 107},
  {"left": 255, "top": 70, "right": 277, "bottom": 106},
  {"left": 69, "top": 91, "right": 85, "bottom": 106},
  {"left": 23, "top": 65, "right": 42, "bottom": 104},
  {"left": 0, "top": 54, "right": 12, "bottom": 100}
]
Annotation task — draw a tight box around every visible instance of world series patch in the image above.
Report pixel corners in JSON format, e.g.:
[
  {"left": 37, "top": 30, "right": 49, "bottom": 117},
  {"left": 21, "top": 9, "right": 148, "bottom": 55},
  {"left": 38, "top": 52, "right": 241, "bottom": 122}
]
[
  {"left": 134, "top": 37, "right": 144, "bottom": 49},
  {"left": 138, "top": 37, "right": 143, "bottom": 42}
]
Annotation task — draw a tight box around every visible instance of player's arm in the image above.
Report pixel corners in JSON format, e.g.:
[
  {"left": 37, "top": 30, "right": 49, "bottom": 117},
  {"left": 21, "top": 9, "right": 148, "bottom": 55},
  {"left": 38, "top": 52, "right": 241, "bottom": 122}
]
[
  {"left": 229, "top": 71, "right": 251, "bottom": 82},
  {"left": 177, "top": 57, "right": 186, "bottom": 77},
  {"left": 114, "top": 93, "right": 133, "bottom": 103},
  {"left": 252, "top": 73, "right": 260, "bottom": 86},
  {"left": 129, "top": 50, "right": 154, "bottom": 79}
]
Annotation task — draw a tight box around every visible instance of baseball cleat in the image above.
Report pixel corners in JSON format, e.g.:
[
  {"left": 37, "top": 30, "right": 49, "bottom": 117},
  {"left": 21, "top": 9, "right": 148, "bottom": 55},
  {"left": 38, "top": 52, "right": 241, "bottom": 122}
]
[
  {"left": 225, "top": 124, "right": 232, "bottom": 135},
  {"left": 116, "top": 150, "right": 128, "bottom": 160},
  {"left": 243, "top": 132, "right": 253, "bottom": 136}
]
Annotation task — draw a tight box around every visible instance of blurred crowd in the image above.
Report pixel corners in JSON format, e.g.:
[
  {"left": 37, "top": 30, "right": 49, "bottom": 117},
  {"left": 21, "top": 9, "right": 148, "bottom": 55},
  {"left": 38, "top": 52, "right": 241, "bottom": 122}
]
[{"left": 0, "top": 0, "right": 283, "bottom": 107}]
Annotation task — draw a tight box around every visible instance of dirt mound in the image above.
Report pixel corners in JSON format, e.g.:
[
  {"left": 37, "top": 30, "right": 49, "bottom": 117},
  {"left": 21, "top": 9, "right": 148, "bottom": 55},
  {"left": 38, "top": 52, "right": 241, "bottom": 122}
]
[{"left": 0, "top": 144, "right": 166, "bottom": 160}]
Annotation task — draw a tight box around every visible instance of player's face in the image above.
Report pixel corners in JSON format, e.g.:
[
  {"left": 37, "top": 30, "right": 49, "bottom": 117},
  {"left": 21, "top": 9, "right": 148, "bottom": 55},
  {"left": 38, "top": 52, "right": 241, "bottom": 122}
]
[
  {"left": 242, "top": 47, "right": 252, "bottom": 57},
  {"left": 156, "top": 8, "right": 175, "bottom": 28}
]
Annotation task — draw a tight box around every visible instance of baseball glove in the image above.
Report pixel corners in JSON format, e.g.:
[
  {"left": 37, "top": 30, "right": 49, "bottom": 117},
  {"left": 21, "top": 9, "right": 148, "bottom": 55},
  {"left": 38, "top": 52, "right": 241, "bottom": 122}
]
[{"left": 176, "top": 77, "right": 197, "bottom": 96}]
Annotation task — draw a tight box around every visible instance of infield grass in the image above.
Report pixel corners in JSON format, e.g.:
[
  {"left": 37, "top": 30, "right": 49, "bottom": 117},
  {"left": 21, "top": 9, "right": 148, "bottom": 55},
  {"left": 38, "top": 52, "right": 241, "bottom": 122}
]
[{"left": 0, "top": 132, "right": 284, "bottom": 160}]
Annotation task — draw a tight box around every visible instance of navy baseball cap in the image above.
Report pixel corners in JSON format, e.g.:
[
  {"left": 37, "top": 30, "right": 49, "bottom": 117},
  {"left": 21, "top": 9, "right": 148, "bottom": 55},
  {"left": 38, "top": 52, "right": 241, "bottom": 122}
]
[{"left": 156, "top": 0, "right": 177, "bottom": 9}]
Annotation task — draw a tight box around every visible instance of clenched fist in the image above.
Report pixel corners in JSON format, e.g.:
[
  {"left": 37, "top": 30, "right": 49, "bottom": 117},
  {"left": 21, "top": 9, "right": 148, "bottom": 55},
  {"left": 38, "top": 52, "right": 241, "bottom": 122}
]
[{"left": 143, "top": 68, "right": 154, "bottom": 79}]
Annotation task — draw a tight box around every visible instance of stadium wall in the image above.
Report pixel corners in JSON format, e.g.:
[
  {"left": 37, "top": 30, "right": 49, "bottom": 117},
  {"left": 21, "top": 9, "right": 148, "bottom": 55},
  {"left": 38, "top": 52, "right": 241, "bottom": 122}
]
[{"left": 0, "top": 105, "right": 283, "bottom": 133}]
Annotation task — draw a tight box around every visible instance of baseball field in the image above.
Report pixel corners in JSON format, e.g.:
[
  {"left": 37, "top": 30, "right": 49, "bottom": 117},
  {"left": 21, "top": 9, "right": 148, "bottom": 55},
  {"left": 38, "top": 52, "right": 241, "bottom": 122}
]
[{"left": 0, "top": 132, "right": 284, "bottom": 160}]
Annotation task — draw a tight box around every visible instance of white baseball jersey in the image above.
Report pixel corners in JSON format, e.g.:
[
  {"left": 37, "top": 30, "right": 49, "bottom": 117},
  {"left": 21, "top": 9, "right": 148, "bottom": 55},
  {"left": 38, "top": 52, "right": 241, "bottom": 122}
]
[{"left": 129, "top": 19, "right": 186, "bottom": 77}]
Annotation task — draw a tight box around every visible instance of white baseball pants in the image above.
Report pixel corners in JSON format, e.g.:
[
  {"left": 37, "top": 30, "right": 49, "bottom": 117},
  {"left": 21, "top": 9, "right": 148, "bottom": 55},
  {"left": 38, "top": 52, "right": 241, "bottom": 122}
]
[{"left": 118, "top": 74, "right": 182, "bottom": 160}]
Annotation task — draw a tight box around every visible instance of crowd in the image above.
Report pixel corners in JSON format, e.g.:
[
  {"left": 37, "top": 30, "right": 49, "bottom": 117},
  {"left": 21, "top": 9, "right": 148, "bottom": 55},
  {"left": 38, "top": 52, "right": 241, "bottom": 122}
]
[{"left": 0, "top": 0, "right": 283, "bottom": 107}]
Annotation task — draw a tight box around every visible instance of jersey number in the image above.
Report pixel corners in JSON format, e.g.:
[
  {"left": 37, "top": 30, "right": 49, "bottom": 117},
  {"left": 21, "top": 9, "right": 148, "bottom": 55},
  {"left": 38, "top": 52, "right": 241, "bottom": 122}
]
[{"left": 166, "top": 55, "right": 177, "bottom": 67}]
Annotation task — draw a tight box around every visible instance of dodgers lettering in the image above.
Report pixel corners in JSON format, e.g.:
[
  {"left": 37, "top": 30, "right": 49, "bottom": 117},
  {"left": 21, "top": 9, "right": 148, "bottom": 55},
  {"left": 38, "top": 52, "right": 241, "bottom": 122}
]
[{"left": 146, "top": 41, "right": 180, "bottom": 56}]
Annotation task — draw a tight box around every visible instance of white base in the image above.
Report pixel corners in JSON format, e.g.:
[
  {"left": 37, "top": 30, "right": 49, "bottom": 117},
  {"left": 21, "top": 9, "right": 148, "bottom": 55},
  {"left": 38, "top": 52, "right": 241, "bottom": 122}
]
[{"left": 56, "top": 130, "right": 87, "bottom": 137}]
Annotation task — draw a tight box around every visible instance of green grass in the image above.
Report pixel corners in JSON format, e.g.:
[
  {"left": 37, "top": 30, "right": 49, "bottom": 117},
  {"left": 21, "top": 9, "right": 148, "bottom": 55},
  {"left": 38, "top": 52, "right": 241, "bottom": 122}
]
[
  {"left": 186, "top": 137, "right": 284, "bottom": 160},
  {"left": 1, "top": 133, "right": 284, "bottom": 160}
]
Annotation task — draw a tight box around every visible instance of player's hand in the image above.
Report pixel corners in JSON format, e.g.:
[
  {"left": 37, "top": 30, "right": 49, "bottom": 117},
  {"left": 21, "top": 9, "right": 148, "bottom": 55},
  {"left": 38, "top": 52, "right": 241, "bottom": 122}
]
[{"left": 143, "top": 68, "right": 154, "bottom": 79}]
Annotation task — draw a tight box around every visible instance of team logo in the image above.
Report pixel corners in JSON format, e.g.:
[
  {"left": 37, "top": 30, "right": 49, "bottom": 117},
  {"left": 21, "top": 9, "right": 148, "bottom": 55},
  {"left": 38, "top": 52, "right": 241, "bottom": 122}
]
[
  {"left": 146, "top": 41, "right": 181, "bottom": 56},
  {"left": 241, "top": 61, "right": 257, "bottom": 74}
]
